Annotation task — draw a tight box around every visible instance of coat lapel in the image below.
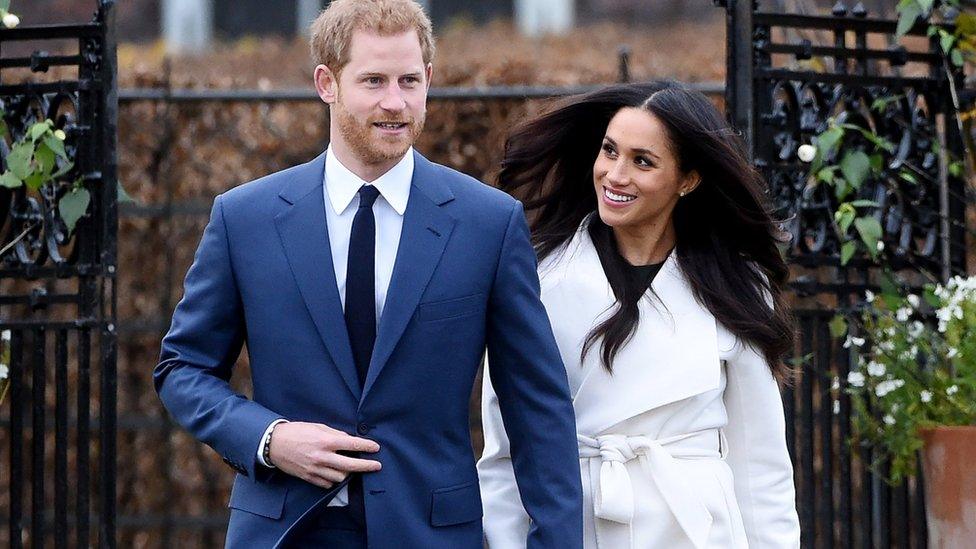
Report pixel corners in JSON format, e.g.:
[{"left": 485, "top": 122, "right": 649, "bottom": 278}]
[
  {"left": 273, "top": 152, "right": 361, "bottom": 401},
  {"left": 360, "top": 152, "right": 456, "bottom": 403},
  {"left": 543, "top": 225, "right": 721, "bottom": 435}
]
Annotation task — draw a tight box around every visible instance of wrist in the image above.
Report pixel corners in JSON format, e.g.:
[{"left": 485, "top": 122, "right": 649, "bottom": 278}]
[{"left": 262, "top": 420, "right": 286, "bottom": 468}]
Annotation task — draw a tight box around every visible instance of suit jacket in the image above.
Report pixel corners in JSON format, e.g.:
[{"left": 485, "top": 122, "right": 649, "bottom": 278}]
[
  {"left": 154, "top": 150, "right": 584, "bottom": 548},
  {"left": 479, "top": 220, "right": 800, "bottom": 548}
]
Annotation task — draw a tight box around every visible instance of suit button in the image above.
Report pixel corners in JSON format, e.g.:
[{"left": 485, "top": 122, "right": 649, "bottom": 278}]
[{"left": 357, "top": 423, "right": 370, "bottom": 435}]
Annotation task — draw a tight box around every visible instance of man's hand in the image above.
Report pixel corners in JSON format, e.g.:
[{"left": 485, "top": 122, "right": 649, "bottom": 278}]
[{"left": 268, "top": 422, "right": 381, "bottom": 489}]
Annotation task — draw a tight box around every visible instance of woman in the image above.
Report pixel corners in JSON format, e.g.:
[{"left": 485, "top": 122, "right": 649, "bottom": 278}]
[{"left": 478, "top": 82, "right": 801, "bottom": 548}]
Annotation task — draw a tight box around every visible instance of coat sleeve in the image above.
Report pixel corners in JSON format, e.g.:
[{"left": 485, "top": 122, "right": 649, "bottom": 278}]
[
  {"left": 482, "top": 201, "right": 583, "bottom": 549},
  {"left": 722, "top": 337, "right": 801, "bottom": 548},
  {"left": 478, "top": 357, "right": 532, "bottom": 548},
  {"left": 153, "top": 195, "right": 283, "bottom": 479}
]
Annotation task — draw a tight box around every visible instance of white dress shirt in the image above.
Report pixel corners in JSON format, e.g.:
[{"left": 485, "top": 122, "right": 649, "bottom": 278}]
[{"left": 256, "top": 147, "right": 414, "bottom": 506}]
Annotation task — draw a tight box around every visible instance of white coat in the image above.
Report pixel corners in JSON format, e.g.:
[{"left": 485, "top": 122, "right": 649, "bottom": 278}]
[{"left": 478, "top": 221, "right": 801, "bottom": 548}]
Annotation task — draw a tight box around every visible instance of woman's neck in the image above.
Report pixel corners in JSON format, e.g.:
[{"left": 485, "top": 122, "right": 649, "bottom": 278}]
[{"left": 611, "top": 220, "right": 676, "bottom": 266}]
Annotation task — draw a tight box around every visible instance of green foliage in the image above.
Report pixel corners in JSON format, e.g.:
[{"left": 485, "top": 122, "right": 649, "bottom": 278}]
[
  {"left": 0, "top": 118, "right": 92, "bottom": 234},
  {"left": 846, "top": 281, "right": 976, "bottom": 483},
  {"left": 58, "top": 186, "right": 90, "bottom": 233}
]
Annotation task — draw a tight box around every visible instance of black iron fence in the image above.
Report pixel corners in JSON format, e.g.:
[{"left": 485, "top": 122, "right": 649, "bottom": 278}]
[
  {"left": 721, "top": 0, "right": 970, "bottom": 547},
  {"left": 0, "top": 1, "right": 119, "bottom": 548},
  {"left": 1, "top": 0, "right": 973, "bottom": 547}
]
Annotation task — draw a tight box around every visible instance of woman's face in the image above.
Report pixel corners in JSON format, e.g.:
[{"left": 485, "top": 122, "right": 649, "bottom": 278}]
[{"left": 593, "top": 107, "right": 698, "bottom": 234}]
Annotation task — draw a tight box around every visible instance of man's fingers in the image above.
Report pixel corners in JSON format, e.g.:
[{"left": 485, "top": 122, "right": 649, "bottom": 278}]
[
  {"left": 333, "top": 435, "right": 380, "bottom": 453},
  {"left": 326, "top": 453, "right": 382, "bottom": 473},
  {"left": 318, "top": 467, "right": 348, "bottom": 484}
]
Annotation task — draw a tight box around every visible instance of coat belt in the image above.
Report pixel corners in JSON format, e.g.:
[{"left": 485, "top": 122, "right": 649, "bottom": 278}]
[{"left": 577, "top": 428, "right": 726, "bottom": 549}]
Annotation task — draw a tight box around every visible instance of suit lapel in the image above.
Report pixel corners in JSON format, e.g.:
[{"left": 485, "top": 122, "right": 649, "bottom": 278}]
[
  {"left": 361, "top": 152, "right": 456, "bottom": 403},
  {"left": 544, "top": 225, "right": 721, "bottom": 435},
  {"left": 273, "top": 153, "right": 361, "bottom": 401}
]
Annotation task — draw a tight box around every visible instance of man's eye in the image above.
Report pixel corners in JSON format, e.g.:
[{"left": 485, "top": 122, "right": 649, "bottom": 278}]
[{"left": 366, "top": 77, "right": 383, "bottom": 85}]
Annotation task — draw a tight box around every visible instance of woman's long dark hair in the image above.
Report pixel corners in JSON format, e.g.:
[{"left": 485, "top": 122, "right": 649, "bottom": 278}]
[{"left": 496, "top": 81, "right": 795, "bottom": 382}]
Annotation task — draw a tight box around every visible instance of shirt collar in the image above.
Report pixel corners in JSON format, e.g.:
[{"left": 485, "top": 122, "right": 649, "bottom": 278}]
[{"left": 325, "top": 146, "right": 413, "bottom": 216}]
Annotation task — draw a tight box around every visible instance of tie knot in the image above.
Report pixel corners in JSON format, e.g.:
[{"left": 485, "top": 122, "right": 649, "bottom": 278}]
[{"left": 358, "top": 185, "right": 380, "bottom": 208}]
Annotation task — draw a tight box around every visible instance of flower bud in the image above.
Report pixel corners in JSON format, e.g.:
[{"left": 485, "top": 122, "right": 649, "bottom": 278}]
[
  {"left": 54, "top": 129, "right": 66, "bottom": 141},
  {"left": 797, "top": 144, "right": 817, "bottom": 163},
  {"left": 3, "top": 13, "right": 20, "bottom": 29}
]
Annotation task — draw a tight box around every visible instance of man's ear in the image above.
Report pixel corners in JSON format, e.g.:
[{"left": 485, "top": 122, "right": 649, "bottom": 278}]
[
  {"left": 314, "top": 64, "right": 339, "bottom": 104},
  {"left": 424, "top": 62, "right": 433, "bottom": 91}
]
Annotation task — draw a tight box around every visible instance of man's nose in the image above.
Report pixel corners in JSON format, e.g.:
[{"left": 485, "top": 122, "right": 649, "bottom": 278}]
[{"left": 379, "top": 83, "right": 407, "bottom": 111}]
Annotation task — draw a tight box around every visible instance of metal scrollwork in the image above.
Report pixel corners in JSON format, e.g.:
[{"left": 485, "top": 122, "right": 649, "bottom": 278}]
[
  {"left": 760, "top": 81, "right": 951, "bottom": 269},
  {"left": 0, "top": 92, "right": 83, "bottom": 269}
]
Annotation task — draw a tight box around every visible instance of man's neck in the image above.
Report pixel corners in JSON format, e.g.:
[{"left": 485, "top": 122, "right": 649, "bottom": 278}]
[{"left": 330, "top": 140, "right": 404, "bottom": 183}]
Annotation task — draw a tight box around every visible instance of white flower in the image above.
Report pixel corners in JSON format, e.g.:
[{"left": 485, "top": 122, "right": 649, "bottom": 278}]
[
  {"left": 865, "top": 290, "right": 876, "bottom": 303},
  {"left": 883, "top": 414, "right": 896, "bottom": 426},
  {"left": 921, "top": 390, "right": 932, "bottom": 403},
  {"left": 847, "top": 371, "right": 866, "bottom": 388},
  {"left": 797, "top": 144, "right": 817, "bottom": 162},
  {"left": 2, "top": 13, "right": 19, "bottom": 29},
  {"left": 908, "top": 321, "right": 924, "bottom": 339},
  {"left": 877, "top": 241, "right": 885, "bottom": 252},
  {"left": 896, "top": 307, "right": 912, "bottom": 322},
  {"left": 867, "top": 361, "right": 886, "bottom": 377},
  {"left": 1, "top": 330, "right": 9, "bottom": 342},
  {"left": 947, "top": 385, "right": 959, "bottom": 396},
  {"left": 831, "top": 377, "right": 840, "bottom": 391},
  {"left": 947, "top": 348, "right": 958, "bottom": 359},
  {"left": 0, "top": 363, "right": 7, "bottom": 380},
  {"left": 833, "top": 400, "right": 841, "bottom": 415},
  {"left": 54, "top": 129, "right": 66, "bottom": 141},
  {"left": 907, "top": 294, "right": 920, "bottom": 308},
  {"left": 875, "top": 378, "right": 905, "bottom": 397},
  {"left": 844, "top": 336, "right": 865, "bottom": 348}
]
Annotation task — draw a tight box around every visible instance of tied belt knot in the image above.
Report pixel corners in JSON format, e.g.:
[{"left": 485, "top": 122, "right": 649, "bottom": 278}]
[{"left": 577, "top": 429, "right": 726, "bottom": 549}]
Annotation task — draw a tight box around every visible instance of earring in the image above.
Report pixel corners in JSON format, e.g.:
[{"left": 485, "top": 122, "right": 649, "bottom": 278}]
[{"left": 679, "top": 191, "right": 687, "bottom": 197}]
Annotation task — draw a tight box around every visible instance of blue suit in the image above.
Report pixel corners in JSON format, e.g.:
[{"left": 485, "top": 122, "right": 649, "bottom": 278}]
[{"left": 154, "top": 151, "right": 584, "bottom": 548}]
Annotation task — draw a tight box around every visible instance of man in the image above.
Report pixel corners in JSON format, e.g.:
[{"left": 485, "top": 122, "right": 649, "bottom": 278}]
[{"left": 153, "top": 1, "right": 583, "bottom": 547}]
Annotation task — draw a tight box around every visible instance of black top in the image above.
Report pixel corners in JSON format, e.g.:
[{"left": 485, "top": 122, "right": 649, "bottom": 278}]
[{"left": 624, "top": 259, "right": 666, "bottom": 293}]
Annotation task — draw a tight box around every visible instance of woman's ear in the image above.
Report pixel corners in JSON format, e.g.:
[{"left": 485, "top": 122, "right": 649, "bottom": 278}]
[{"left": 679, "top": 170, "right": 702, "bottom": 197}]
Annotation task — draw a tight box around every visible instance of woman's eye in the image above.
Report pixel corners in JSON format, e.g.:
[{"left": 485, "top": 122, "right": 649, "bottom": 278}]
[
  {"left": 602, "top": 143, "right": 616, "bottom": 157},
  {"left": 635, "top": 156, "right": 652, "bottom": 167}
]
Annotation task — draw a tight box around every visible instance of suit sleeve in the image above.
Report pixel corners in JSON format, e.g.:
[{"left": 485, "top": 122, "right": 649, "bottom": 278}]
[
  {"left": 722, "top": 338, "right": 801, "bottom": 548},
  {"left": 483, "top": 201, "right": 583, "bottom": 549},
  {"left": 478, "top": 357, "right": 532, "bottom": 548},
  {"left": 153, "top": 195, "right": 283, "bottom": 479}
]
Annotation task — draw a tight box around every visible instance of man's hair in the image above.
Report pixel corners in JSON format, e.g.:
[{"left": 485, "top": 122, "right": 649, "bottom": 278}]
[{"left": 309, "top": 0, "right": 436, "bottom": 74}]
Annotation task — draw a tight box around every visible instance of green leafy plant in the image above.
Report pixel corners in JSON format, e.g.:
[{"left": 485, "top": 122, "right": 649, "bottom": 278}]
[
  {"left": 803, "top": 118, "right": 890, "bottom": 265},
  {"left": 843, "top": 279, "right": 976, "bottom": 483},
  {"left": 0, "top": 118, "right": 90, "bottom": 233}
]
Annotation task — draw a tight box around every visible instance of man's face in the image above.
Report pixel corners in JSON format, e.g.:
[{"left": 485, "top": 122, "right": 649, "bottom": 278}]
[{"left": 328, "top": 30, "right": 431, "bottom": 168}]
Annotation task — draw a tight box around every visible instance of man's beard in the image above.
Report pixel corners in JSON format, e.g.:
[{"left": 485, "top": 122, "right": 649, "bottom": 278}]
[{"left": 333, "top": 101, "right": 425, "bottom": 166}]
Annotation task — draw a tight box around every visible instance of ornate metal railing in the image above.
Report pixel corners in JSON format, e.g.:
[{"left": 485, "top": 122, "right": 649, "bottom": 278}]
[
  {"left": 0, "top": 1, "right": 118, "bottom": 547},
  {"left": 720, "top": 1, "right": 969, "bottom": 547}
]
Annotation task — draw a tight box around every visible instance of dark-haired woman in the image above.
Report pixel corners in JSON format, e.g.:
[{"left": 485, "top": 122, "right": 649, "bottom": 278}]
[{"left": 478, "top": 82, "right": 801, "bottom": 548}]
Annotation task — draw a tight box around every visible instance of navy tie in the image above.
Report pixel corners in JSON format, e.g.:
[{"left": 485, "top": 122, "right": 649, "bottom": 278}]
[
  {"left": 343, "top": 185, "right": 380, "bottom": 529},
  {"left": 345, "top": 185, "right": 380, "bottom": 387}
]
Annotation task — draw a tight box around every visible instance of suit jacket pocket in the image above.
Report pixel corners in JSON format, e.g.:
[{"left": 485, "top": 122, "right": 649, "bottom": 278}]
[
  {"left": 429, "top": 480, "right": 483, "bottom": 527},
  {"left": 228, "top": 475, "right": 289, "bottom": 520},
  {"left": 418, "top": 293, "right": 485, "bottom": 322}
]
